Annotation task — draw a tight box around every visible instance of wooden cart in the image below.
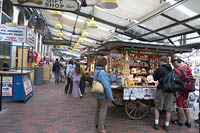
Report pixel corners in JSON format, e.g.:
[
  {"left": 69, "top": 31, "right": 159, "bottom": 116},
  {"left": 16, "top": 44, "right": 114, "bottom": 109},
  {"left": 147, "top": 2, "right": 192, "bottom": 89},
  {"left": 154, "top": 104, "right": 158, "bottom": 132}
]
[{"left": 112, "top": 87, "right": 155, "bottom": 120}]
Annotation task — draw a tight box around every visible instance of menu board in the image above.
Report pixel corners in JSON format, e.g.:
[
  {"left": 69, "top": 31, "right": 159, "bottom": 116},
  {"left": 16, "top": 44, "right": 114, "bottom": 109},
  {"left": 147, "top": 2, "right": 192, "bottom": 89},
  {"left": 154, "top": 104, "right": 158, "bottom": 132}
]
[{"left": 22, "top": 75, "right": 33, "bottom": 96}]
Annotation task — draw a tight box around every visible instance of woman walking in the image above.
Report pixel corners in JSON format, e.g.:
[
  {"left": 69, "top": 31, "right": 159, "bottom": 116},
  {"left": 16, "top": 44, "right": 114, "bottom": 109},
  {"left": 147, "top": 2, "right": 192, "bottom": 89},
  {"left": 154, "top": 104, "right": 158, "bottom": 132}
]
[
  {"left": 71, "top": 63, "right": 82, "bottom": 98},
  {"left": 93, "top": 56, "right": 117, "bottom": 133}
]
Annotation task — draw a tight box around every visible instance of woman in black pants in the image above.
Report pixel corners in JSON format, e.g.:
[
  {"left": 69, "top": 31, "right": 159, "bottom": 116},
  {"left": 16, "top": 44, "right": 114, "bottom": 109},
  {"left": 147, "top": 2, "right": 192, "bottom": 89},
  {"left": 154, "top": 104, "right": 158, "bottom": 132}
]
[{"left": 65, "top": 60, "right": 74, "bottom": 94}]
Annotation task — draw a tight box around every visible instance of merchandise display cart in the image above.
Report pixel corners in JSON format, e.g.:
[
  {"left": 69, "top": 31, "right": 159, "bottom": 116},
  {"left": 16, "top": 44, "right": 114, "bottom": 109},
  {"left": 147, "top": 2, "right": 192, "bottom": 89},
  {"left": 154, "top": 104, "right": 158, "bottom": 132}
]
[
  {"left": 0, "top": 24, "right": 35, "bottom": 104},
  {"left": 98, "top": 42, "right": 192, "bottom": 120}
]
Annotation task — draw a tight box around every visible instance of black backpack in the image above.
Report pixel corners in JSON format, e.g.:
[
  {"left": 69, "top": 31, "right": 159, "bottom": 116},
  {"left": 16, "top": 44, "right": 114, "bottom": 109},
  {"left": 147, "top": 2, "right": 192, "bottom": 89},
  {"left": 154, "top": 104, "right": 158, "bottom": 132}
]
[{"left": 160, "top": 70, "right": 183, "bottom": 93}]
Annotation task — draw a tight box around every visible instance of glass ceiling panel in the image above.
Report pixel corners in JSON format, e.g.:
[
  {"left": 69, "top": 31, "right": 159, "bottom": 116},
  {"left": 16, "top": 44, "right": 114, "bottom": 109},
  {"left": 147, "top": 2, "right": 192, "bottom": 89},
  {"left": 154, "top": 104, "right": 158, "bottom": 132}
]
[
  {"left": 158, "top": 25, "right": 191, "bottom": 36},
  {"left": 129, "top": 26, "right": 150, "bottom": 36},
  {"left": 142, "top": 15, "right": 175, "bottom": 30},
  {"left": 186, "top": 20, "right": 200, "bottom": 29},
  {"left": 165, "top": 0, "right": 200, "bottom": 21},
  {"left": 94, "top": 8, "right": 130, "bottom": 27},
  {"left": 143, "top": 33, "right": 161, "bottom": 40}
]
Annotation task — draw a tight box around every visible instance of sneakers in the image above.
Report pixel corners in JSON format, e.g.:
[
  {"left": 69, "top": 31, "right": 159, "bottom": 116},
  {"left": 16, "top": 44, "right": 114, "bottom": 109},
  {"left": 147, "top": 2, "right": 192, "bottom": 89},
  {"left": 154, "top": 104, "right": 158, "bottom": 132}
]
[
  {"left": 153, "top": 123, "right": 159, "bottom": 130},
  {"left": 172, "top": 120, "right": 183, "bottom": 126},
  {"left": 163, "top": 124, "right": 169, "bottom": 132},
  {"left": 185, "top": 122, "right": 191, "bottom": 128}
]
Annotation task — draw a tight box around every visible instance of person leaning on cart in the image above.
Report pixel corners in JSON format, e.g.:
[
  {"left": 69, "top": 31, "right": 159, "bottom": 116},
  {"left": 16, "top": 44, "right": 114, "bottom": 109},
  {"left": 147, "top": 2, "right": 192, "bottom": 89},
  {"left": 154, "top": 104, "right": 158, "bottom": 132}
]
[
  {"left": 93, "top": 56, "right": 117, "bottom": 133},
  {"left": 153, "top": 56, "right": 174, "bottom": 132}
]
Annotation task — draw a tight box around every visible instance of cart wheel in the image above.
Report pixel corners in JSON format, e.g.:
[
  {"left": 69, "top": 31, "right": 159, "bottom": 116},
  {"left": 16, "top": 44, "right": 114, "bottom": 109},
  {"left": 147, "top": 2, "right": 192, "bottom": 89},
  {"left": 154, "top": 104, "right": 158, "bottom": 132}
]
[
  {"left": 112, "top": 98, "right": 124, "bottom": 107},
  {"left": 124, "top": 99, "right": 151, "bottom": 120}
]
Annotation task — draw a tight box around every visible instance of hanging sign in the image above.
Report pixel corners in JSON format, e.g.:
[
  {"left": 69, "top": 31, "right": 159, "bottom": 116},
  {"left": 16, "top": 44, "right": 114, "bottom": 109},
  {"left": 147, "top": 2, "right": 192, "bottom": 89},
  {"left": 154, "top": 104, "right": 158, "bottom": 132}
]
[
  {"left": 10, "top": 0, "right": 79, "bottom": 12},
  {"left": 127, "top": 49, "right": 173, "bottom": 56},
  {"left": 22, "top": 75, "right": 33, "bottom": 96},
  {"left": 42, "top": 39, "right": 71, "bottom": 46},
  {"left": 27, "top": 28, "right": 36, "bottom": 46},
  {"left": 0, "top": 24, "right": 26, "bottom": 43},
  {"left": 1, "top": 76, "right": 14, "bottom": 97}
]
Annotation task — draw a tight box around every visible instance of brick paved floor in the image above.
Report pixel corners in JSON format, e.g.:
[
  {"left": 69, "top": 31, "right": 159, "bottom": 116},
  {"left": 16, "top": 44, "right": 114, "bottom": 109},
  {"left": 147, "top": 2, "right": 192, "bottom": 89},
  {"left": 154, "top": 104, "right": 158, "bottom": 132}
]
[{"left": 0, "top": 80, "right": 199, "bottom": 133}]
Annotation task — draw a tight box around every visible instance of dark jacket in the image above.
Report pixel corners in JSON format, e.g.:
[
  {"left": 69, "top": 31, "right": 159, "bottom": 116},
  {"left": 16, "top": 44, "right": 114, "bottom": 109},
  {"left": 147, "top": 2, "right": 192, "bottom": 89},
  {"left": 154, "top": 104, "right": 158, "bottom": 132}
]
[
  {"left": 153, "top": 64, "right": 172, "bottom": 90},
  {"left": 52, "top": 61, "right": 60, "bottom": 72}
]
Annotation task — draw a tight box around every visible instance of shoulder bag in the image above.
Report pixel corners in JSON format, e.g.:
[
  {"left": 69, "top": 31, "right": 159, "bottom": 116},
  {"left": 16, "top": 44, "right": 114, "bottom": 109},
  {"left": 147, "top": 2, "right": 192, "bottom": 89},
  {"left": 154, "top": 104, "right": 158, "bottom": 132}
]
[{"left": 91, "top": 70, "right": 104, "bottom": 94}]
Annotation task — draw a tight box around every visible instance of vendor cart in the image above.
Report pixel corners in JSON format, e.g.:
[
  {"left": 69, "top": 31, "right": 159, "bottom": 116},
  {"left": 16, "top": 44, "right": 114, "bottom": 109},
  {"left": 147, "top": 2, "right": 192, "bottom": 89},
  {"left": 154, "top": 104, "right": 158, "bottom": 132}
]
[{"left": 96, "top": 41, "right": 192, "bottom": 120}]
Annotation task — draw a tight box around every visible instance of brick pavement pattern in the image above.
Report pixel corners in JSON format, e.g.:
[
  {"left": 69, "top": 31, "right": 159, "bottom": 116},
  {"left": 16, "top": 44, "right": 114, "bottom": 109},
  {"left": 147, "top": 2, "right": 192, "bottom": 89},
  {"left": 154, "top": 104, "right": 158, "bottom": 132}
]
[{"left": 0, "top": 80, "right": 199, "bottom": 133}]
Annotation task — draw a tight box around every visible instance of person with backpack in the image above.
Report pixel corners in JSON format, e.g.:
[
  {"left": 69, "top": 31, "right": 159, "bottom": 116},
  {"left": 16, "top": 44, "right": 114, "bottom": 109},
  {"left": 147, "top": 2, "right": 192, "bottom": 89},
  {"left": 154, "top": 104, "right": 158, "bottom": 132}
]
[
  {"left": 65, "top": 60, "right": 74, "bottom": 94},
  {"left": 52, "top": 59, "right": 60, "bottom": 84},
  {"left": 152, "top": 56, "right": 174, "bottom": 131},
  {"left": 171, "top": 58, "right": 194, "bottom": 128}
]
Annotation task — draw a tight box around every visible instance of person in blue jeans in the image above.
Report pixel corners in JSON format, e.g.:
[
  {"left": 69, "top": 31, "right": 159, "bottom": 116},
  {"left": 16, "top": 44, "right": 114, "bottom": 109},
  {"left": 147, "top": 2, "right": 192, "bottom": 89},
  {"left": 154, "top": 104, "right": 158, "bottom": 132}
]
[
  {"left": 93, "top": 56, "right": 117, "bottom": 133},
  {"left": 52, "top": 59, "right": 60, "bottom": 84}
]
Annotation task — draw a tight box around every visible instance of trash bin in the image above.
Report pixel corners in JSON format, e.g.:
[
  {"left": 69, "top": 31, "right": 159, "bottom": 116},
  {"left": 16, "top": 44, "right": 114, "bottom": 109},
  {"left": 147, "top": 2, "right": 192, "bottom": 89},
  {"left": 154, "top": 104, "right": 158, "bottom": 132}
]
[{"left": 34, "top": 66, "right": 43, "bottom": 85}]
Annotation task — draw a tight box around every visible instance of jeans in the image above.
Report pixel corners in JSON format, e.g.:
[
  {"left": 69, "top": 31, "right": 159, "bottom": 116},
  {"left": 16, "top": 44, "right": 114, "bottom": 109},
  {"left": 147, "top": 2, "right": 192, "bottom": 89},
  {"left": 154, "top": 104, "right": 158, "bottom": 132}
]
[{"left": 54, "top": 71, "right": 60, "bottom": 83}]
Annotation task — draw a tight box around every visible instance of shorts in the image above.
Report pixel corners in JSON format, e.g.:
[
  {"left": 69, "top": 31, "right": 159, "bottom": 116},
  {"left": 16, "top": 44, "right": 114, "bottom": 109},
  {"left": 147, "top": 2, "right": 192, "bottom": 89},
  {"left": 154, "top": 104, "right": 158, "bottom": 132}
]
[
  {"left": 154, "top": 89, "right": 174, "bottom": 112},
  {"left": 176, "top": 89, "right": 189, "bottom": 108}
]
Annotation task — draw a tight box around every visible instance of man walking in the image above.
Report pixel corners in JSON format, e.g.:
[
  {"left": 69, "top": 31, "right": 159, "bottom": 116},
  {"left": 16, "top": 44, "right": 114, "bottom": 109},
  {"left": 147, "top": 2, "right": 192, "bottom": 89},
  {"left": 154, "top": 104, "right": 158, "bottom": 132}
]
[
  {"left": 171, "top": 58, "right": 191, "bottom": 128},
  {"left": 153, "top": 56, "right": 174, "bottom": 131},
  {"left": 52, "top": 59, "right": 60, "bottom": 84}
]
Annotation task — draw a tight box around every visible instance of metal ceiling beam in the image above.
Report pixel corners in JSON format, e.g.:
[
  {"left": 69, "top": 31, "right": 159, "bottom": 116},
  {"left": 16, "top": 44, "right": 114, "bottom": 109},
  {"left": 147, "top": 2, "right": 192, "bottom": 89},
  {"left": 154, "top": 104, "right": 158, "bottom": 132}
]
[
  {"left": 115, "top": 30, "right": 149, "bottom": 42},
  {"left": 138, "top": 14, "right": 200, "bottom": 38},
  {"left": 98, "top": 41, "right": 192, "bottom": 52},
  {"left": 125, "top": 0, "right": 188, "bottom": 32},
  {"left": 161, "top": 14, "right": 199, "bottom": 32}
]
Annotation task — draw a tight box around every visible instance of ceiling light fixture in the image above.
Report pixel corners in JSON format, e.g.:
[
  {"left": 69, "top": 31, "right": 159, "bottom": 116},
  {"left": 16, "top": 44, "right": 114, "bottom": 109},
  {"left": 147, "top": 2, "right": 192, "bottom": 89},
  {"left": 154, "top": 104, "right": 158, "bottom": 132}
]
[
  {"left": 57, "top": 32, "right": 63, "bottom": 37},
  {"left": 55, "top": 20, "right": 63, "bottom": 29},
  {"left": 58, "top": 37, "right": 63, "bottom": 40},
  {"left": 51, "top": 10, "right": 62, "bottom": 17},
  {"left": 88, "top": 17, "right": 98, "bottom": 28},
  {"left": 81, "top": 30, "right": 88, "bottom": 37},
  {"left": 77, "top": 38, "right": 83, "bottom": 43},
  {"left": 101, "top": 0, "right": 118, "bottom": 9}
]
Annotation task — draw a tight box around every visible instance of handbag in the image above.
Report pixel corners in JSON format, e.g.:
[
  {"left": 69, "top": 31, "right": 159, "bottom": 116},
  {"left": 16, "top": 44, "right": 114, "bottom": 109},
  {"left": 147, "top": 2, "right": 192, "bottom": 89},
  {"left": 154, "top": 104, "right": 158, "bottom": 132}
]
[{"left": 91, "top": 70, "right": 104, "bottom": 94}]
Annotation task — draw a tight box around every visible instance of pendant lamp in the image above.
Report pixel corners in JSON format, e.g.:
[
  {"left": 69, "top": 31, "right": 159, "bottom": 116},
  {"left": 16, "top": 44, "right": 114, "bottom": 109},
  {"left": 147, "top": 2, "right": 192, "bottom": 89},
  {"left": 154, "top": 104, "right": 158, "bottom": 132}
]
[
  {"left": 75, "top": 43, "right": 80, "bottom": 46},
  {"left": 60, "top": 45, "right": 64, "bottom": 49},
  {"left": 55, "top": 20, "right": 63, "bottom": 29},
  {"left": 101, "top": 0, "right": 118, "bottom": 9},
  {"left": 88, "top": 17, "right": 98, "bottom": 28},
  {"left": 51, "top": 10, "right": 62, "bottom": 17},
  {"left": 58, "top": 37, "right": 63, "bottom": 40},
  {"left": 77, "top": 38, "right": 83, "bottom": 43},
  {"left": 57, "top": 32, "right": 63, "bottom": 37},
  {"left": 81, "top": 30, "right": 88, "bottom": 37}
]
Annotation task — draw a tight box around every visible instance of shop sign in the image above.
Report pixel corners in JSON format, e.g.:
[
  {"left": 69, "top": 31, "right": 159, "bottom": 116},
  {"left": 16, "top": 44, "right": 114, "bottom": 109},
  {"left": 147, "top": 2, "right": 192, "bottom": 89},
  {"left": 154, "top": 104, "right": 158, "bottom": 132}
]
[
  {"left": 127, "top": 49, "right": 173, "bottom": 56},
  {"left": 0, "top": 24, "right": 26, "bottom": 43},
  {"left": 0, "top": 76, "right": 14, "bottom": 97},
  {"left": 27, "top": 28, "right": 36, "bottom": 46},
  {"left": 42, "top": 39, "right": 71, "bottom": 46},
  {"left": 10, "top": 0, "right": 79, "bottom": 12},
  {"left": 22, "top": 75, "right": 33, "bottom": 96}
]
